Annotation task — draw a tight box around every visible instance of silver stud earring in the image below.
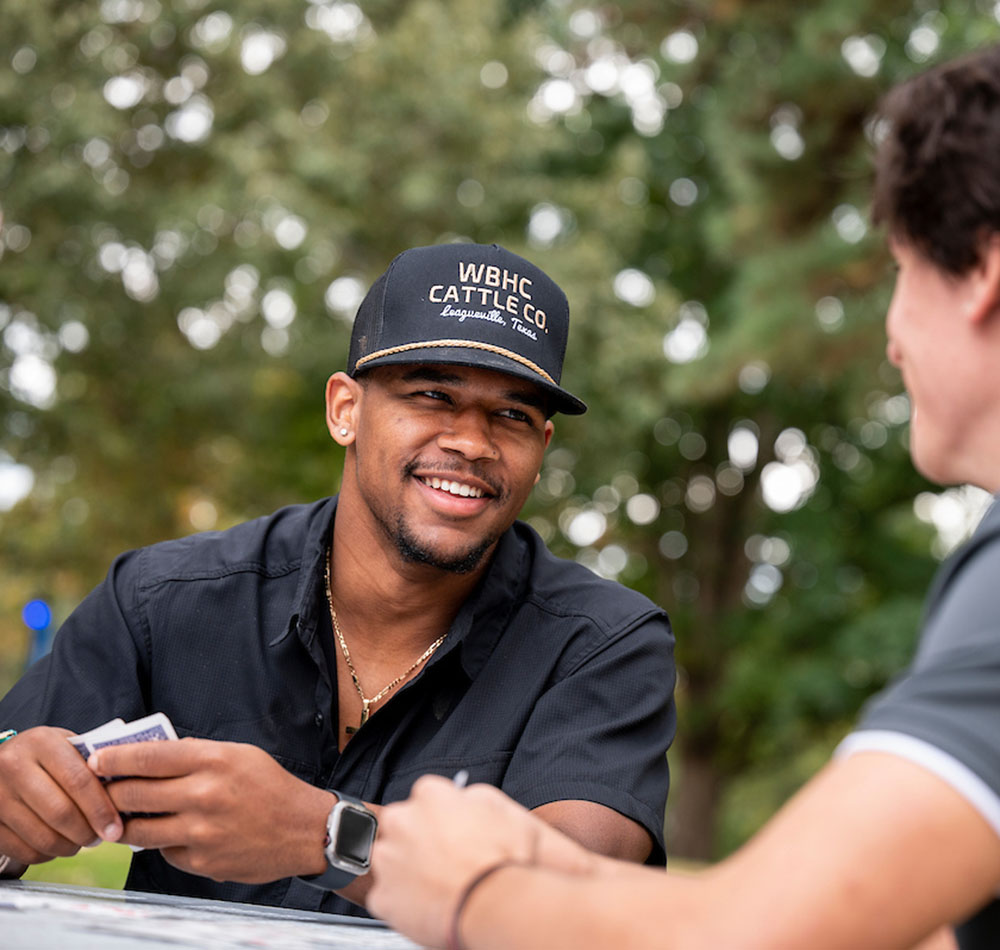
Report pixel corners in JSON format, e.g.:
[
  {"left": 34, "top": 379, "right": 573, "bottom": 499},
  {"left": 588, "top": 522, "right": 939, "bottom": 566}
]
[{"left": 339, "top": 428, "right": 349, "bottom": 437}]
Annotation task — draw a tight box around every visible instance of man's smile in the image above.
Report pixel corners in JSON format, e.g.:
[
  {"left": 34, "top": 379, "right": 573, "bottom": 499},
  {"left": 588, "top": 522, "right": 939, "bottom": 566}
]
[{"left": 418, "top": 476, "right": 487, "bottom": 499}]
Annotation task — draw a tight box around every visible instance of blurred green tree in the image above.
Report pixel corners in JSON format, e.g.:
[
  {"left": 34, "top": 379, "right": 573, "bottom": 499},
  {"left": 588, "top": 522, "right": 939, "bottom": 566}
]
[
  {"left": 2, "top": 0, "right": 998, "bottom": 861},
  {"left": 518, "top": 0, "right": 999, "bottom": 858}
]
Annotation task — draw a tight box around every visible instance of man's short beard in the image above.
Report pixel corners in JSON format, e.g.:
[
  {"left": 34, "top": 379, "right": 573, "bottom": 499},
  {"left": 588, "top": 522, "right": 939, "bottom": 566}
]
[
  {"left": 366, "top": 460, "right": 505, "bottom": 574},
  {"left": 381, "top": 512, "right": 496, "bottom": 575}
]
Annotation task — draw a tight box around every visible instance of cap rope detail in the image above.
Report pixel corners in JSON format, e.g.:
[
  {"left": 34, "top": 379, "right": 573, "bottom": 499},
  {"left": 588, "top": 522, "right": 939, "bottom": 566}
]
[{"left": 354, "top": 340, "right": 558, "bottom": 386}]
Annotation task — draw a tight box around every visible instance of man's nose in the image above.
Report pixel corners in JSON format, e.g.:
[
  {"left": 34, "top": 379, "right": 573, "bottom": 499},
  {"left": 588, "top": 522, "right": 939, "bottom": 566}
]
[{"left": 436, "top": 411, "right": 500, "bottom": 461}]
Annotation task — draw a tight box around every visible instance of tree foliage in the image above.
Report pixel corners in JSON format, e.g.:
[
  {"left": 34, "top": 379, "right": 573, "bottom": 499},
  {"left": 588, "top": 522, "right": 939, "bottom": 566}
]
[{"left": 2, "top": 0, "right": 998, "bottom": 858}]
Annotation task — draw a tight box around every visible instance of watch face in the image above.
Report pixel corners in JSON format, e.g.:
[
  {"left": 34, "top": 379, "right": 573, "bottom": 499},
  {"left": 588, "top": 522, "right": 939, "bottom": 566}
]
[{"left": 337, "top": 806, "right": 377, "bottom": 865}]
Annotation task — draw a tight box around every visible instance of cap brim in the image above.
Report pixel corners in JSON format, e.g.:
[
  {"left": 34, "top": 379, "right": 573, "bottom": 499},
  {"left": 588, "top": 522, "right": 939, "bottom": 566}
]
[{"left": 352, "top": 346, "right": 587, "bottom": 415}]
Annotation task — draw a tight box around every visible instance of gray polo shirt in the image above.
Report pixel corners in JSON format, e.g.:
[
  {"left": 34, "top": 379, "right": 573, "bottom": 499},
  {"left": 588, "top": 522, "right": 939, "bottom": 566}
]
[{"left": 838, "top": 497, "right": 1000, "bottom": 947}]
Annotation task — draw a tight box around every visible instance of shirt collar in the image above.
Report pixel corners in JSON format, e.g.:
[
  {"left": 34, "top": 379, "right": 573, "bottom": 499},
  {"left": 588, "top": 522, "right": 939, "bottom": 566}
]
[{"left": 272, "top": 496, "right": 338, "bottom": 649}]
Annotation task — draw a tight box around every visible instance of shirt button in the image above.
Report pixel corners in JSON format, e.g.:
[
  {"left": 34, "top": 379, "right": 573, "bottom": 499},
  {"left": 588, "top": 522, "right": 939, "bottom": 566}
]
[{"left": 314, "top": 712, "right": 324, "bottom": 728}]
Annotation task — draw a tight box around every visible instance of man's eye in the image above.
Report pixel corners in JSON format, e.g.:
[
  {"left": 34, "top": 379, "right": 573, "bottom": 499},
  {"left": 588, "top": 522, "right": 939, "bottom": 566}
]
[
  {"left": 415, "top": 390, "right": 450, "bottom": 402},
  {"left": 500, "top": 408, "right": 532, "bottom": 424}
]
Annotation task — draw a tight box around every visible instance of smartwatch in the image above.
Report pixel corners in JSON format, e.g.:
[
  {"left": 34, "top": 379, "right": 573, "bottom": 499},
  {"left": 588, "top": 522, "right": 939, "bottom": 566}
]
[{"left": 298, "top": 791, "right": 378, "bottom": 890}]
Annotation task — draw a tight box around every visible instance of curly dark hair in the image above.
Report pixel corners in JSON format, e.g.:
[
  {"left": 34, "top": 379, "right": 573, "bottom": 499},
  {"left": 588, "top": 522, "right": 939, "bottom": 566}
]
[{"left": 872, "top": 45, "right": 1000, "bottom": 275}]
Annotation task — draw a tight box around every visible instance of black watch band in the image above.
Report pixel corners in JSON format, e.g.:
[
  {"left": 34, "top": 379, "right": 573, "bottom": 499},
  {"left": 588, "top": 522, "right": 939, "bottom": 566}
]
[
  {"left": 300, "top": 859, "right": 357, "bottom": 892},
  {"left": 298, "top": 791, "right": 376, "bottom": 891}
]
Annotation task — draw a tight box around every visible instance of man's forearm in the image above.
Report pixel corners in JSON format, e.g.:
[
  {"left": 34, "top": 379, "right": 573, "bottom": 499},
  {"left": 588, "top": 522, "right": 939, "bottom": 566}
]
[{"left": 459, "top": 862, "right": 703, "bottom": 950}]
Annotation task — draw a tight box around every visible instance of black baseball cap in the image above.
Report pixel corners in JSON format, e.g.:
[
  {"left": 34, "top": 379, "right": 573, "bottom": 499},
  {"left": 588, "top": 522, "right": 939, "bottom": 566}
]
[{"left": 347, "top": 243, "right": 587, "bottom": 415}]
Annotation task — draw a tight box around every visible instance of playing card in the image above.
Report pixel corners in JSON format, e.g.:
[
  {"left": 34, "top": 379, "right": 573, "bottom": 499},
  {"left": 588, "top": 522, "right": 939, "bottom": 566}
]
[
  {"left": 88, "top": 712, "right": 178, "bottom": 750},
  {"left": 67, "top": 713, "right": 179, "bottom": 852},
  {"left": 67, "top": 713, "right": 177, "bottom": 758},
  {"left": 66, "top": 718, "right": 126, "bottom": 758}
]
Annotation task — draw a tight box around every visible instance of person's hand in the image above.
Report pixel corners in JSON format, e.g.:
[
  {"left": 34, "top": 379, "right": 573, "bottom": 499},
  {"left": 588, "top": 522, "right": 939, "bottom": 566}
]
[
  {"left": 368, "top": 776, "right": 597, "bottom": 947},
  {"left": 88, "top": 737, "right": 333, "bottom": 884},
  {"left": 0, "top": 726, "right": 123, "bottom": 868}
]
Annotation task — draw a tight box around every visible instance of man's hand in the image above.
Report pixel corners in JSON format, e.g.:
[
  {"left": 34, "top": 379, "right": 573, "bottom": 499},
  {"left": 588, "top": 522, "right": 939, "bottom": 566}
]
[
  {"left": 368, "top": 776, "right": 599, "bottom": 948},
  {"left": 89, "top": 737, "right": 333, "bottom": 884},
  {"left": 0, "top": 726, "right": 123, "bottom": 867}
]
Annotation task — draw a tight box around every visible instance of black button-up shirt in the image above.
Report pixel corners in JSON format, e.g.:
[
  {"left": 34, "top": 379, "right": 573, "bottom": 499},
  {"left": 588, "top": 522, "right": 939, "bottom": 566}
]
[{"left": 0, "top": 497, "right": 676, "bottom": 915}]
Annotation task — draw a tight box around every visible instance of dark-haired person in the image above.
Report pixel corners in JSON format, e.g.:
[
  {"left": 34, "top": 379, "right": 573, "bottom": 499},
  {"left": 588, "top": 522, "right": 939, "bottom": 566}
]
[
  {"left": 0, "top": 244, "right": 676, "bottom": 916},
  {"left": 368, "top": 46, "right": 1000, "bottom": 950}
]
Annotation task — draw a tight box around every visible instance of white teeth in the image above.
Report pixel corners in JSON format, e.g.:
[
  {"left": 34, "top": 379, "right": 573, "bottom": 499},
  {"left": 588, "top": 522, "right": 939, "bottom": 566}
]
[{"left": 421, "top": 477, "right": 483, "bottom": 498}]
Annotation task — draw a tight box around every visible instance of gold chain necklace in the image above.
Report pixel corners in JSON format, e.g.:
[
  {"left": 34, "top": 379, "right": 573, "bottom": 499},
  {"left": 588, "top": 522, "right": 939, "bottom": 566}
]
[{"left": 324, "top": 547, "right": 447, "bottom": 735}]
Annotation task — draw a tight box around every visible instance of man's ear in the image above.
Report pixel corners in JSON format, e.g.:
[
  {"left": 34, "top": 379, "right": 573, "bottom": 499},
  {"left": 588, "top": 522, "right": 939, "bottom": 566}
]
[
  {"left": 534, "top": 421, "right": 555, "bottom": 484},
  {"left": 966, "top": 233, "right": 1000, "bottom": 325},
  {"left": 325, "top": 372, "right": 362, "bottom": 446}
]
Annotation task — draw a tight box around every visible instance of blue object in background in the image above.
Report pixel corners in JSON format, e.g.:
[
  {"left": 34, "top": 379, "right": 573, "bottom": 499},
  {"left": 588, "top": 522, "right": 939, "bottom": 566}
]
[
  {"left": 22, "top": 599, "right": 53, "bottom": 667},
  {"left": 22, "top": 599, "right": 51, "bottom": 631}
]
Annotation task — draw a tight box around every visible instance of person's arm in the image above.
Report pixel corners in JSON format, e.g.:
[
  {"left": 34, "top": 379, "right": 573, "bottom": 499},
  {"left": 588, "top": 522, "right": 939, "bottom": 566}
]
[
  {"left": 532, "top": 800, "right": 651, "bottom": 862},
  {"left": 369, "top": 754, "right": 1000, "bottom": 950},
  {"left": 680, "top": 751, "right": 1000, "bottom": 950}
]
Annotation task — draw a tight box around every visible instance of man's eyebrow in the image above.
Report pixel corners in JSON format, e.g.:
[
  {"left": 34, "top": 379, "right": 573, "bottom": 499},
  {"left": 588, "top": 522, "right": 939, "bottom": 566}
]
[{"left": 503, "top": 388, "right": 547, "bottom": 413}]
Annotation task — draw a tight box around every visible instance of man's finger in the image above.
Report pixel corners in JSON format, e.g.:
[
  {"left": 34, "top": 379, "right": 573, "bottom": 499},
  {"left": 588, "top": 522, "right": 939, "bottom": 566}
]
[
  {"left": 0, "top": 799, "right": 86, "bottom": 862},
  {"left": 89, "top": 739, "right": 203, "bottom": 779},
  {"left": 118, "top": 813, "right": 191, "bottom": 852},
  {"left": 104, "top": 776, "right": 186, "bottom": 816},
  {"left": 46, "top": 748, "right": 123, "bottom": 843}
]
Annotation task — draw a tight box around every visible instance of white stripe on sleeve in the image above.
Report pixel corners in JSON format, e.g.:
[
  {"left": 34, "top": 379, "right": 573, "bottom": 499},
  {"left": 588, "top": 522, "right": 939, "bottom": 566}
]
[{"left": 836, "top": 729, "right": 1000, "bottom": 839}]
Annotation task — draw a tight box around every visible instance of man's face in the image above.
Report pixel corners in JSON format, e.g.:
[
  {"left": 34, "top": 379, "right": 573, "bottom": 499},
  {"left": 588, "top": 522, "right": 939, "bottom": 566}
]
[
  {"left": 348, "top": 363, "right": 554, "bottom": 574},
  {"left": 885, "top": 238, "right": 982, "bottom": 485}
]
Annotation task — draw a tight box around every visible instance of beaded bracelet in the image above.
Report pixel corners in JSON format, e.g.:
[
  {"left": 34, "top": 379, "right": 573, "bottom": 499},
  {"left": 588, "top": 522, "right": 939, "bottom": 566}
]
[
  {"left": 0, "top": 732, "right": 20, "bottom": 879},
  {"left": 0, "top": 732, "right": 24, "bottom": 882},
  {"left": 446, "top": 860, "right": 524, "bottom": 950}
]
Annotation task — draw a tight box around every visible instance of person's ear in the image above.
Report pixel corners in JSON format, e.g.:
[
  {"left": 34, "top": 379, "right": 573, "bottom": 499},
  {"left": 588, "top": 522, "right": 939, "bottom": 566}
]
[
  {"left": 966, "top": 233, "right": 1000, "bottom": 325},
  {"left": 325, "top": 372, "right": 362, "bottom": 446},
  {"left": 534, "top": 421, "right": 555, "bottom": 484}
]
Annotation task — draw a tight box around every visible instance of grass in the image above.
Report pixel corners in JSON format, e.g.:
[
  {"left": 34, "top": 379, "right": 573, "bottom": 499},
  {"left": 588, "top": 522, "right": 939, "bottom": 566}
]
[{"left": 22, "top": 841, "right": 131, "bottom": 889}]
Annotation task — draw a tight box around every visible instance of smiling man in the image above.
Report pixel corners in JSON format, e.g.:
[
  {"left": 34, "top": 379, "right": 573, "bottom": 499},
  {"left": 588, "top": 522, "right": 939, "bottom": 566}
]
[{"left": 0, "top": 243, "right": 676, "bottom": 917}]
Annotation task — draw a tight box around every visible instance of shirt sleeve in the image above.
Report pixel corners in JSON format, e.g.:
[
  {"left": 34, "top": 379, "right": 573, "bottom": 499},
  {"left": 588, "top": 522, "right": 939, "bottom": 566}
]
[
  {"left": 837, "top": 640, "right": 1000, "bottom": 840},
  {"left": 499, "top": 612, "right": 676, "bottom": 864},
  {"left": 837, "top": 508, "right": 1000, "bottom": 843},
  {"left": 0, "top": 549, "right": 151, "bottom": 732}
]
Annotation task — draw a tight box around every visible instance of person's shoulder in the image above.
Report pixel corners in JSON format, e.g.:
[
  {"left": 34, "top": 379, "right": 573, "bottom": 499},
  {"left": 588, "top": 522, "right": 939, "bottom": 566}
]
[
  {"left": 930, "top": 497, "right": 1000, "bottom": 593},
  {"left": 134, "top": 498, "right": 333, "bottom": 588},
  {"left": 512, "top": 521, "right": 668, "bottom": 633},
  {"left": 917, "top": 496, "right": 1000, "bottom": 664}
]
